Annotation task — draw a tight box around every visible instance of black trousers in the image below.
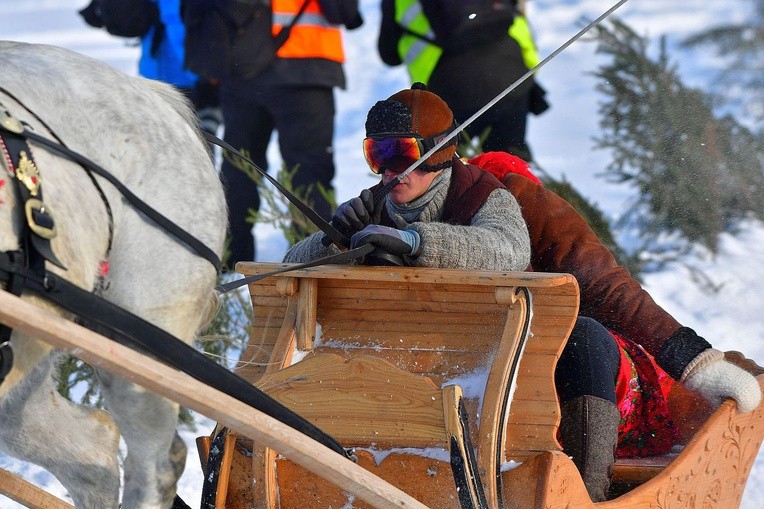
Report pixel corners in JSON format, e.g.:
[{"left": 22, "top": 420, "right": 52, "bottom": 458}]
[
  {"left": 220, "top": 83, "right": 336, "bottom": 266},
  {"left": 555, "top": 316, "right": 621, "bottom": 405}
]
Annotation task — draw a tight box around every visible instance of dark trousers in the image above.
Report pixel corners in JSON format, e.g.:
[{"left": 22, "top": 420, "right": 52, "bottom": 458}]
[
  {"left": 555, "top": 316, "right": 621, "bottom": 405},
  {"left": 220, "top": 83, "right": 336, "bottom": 266}
]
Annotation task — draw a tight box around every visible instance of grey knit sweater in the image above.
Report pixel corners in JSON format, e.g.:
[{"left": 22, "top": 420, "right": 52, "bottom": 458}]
[{"left": 283, "top": 168, "right": 531, "bottom": 271}]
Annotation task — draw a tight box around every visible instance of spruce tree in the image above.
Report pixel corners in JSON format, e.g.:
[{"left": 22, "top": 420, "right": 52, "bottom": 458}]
[
  {"left": 681, "top": 0, "right": 764, "bottom": 126},
  {"left": 591, "top": 19, "right": 764, "bottom": 254}
]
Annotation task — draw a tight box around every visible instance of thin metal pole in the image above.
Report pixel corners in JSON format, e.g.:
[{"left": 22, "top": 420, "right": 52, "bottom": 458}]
[{"left": 380, "top": 0, "right": 630, "bottom": 194}]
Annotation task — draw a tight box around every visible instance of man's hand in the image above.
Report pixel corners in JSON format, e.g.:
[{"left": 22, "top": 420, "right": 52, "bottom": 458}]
[
  {"left": 331, "top": 189, "right": 374, "bottom": 238},
  {"left": 350, "top": 224, "right": 421, "bottom": 257},
  {"left": 682, "top": 348, "right": 762, "bottom": 413}
]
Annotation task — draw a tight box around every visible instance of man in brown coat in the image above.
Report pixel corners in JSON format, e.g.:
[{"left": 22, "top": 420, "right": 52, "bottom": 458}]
[{"left": 471, "top": 150, "right": 761, "bottom": 500}]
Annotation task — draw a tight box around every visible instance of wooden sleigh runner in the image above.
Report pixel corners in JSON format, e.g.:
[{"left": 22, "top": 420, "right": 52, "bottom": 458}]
[{"left": 200, "top": 262, "right": 764, "bottom": 509}]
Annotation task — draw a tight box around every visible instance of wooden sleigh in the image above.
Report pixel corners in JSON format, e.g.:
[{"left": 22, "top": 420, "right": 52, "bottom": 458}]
[{"left": 199, "top": 262, "right": 764, "bottom": 509}]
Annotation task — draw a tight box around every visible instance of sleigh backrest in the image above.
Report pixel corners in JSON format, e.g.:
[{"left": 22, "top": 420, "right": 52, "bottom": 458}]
[{"left": 235, "top": 262, "right": 579, "bottom": 507}]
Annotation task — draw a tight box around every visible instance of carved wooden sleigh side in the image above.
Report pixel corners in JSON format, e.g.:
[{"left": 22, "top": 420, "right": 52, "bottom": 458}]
[{"left": 199, "top": 263, "right": 764, "bottom": 509}]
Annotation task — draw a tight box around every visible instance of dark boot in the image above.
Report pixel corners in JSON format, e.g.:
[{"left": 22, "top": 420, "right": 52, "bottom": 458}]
[{"left": 559, "top": 395, "right": 620, "bottom": 502}]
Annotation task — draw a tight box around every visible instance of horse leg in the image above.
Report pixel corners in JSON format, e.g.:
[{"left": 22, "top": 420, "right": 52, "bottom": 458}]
[
  {"left": 97, "top": 369, "right": 186, "bottom": 509},
  {"left": 0, "top": 347, "right": 121, "bottom": 508}
]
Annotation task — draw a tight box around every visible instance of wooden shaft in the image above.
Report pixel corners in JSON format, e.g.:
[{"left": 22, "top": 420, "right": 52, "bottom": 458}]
[
  {"left": 0, "top": 467, "right": 74, "bottom": 509},
  {"left": 0, "top": 290, "right": 429, "bottom": 509}
]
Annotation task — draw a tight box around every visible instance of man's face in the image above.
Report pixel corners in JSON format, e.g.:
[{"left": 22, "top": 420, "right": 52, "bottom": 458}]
[{"left": 382, "top": 167, "right": 441, "bottom": 205}]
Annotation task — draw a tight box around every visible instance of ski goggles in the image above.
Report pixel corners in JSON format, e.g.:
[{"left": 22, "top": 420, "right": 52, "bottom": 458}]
[{"left": 362, "top": 128, "right": 456, "bottom": 175}]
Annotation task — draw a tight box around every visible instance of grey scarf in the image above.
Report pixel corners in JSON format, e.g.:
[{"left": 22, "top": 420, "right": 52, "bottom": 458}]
[{"left": 385, "top": 168, "right": 452, "bottom": 226}]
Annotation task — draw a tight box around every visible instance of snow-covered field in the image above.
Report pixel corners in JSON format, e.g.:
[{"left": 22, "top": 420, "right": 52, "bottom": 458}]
[{"left": 1, "top": 0, "right": 763, "bottom": 507}]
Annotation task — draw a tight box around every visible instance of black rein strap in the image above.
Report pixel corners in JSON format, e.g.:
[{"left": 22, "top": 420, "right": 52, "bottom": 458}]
[
  {"left": 202, "top": 131, "right": 350, "bottom": 249},
  {"left": 23, "top": 129, "right": 222, "bottom": 273},
  {"left": 216, "top": 243, "right": 374, "bottom": 293},
  {"left": 0, "top": 251, "right": 352, "bottom": 459}
]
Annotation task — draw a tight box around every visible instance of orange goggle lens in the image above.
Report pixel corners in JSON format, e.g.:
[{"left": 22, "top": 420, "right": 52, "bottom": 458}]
[{"left": 363, "top": 136, "right": 424, "bottom": 175}]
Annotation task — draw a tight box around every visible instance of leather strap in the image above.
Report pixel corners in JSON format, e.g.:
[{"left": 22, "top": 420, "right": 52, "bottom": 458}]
[{"left": 0, "top": 251, "right": 351, "bottom": 459}]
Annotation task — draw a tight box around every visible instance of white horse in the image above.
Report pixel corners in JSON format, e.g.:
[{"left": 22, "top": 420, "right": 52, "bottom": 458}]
[{"left": 0, "top": 41, "right": 227, "bottom": 508}]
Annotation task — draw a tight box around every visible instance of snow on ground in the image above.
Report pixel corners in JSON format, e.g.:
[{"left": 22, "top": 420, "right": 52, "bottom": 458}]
[{"left": 1, "top": 0, "right": 763, "bottom": 507}]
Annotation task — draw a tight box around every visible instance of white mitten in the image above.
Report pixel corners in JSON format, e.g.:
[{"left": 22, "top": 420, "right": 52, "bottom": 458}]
[{"left": 682, "top": 349, "right": 762, "bottom": 413}]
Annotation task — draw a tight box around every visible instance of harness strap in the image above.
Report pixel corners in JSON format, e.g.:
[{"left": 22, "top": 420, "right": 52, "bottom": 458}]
[
  {"left": 0, "top": 251, "right": 351, "bottom": 459},
  {"left": 22, "top": 129, "right": 222, "bottom": 273},
  {"left": 2, "top": 87, "right": 116, "bottom": 260},
  {"left": 215, "top": 243, "right": 374, "bottom": 293},
  {"left": 0, "top": 251, "right": 27, "bottom": 383},
  {"left": 202, "top": 131, "right": 349, "bottom": 249},
  {"left": 0, "top": 124, "right": 65, "bottom": 269}
]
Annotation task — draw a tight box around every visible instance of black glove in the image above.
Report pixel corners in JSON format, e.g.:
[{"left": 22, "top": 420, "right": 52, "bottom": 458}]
[
  {"left": 350, "top": 225, "right": 420, "bottom": 257},
  {"left": 331, "top": 189, "right": 374, "bottom": 239}
]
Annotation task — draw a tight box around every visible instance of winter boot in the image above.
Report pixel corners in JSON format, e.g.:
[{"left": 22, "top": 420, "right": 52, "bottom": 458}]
[{"left": 559, "top": 395, "right": 620, "bottom": 502}]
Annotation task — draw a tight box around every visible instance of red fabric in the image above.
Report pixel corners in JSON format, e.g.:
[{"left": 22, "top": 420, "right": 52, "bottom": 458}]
[
  {"left": 468, "top": 151, "right": 542, "bottom": 186},
  {"left": 611, "top": 331, "right": 678, "bottom": 457}
]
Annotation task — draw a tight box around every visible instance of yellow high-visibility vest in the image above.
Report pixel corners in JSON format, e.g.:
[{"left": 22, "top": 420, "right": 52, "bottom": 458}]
[
  {"left": 395, "top": 0, "right": 539, "bottom": 82},
  {"left": 394, "top": 0, "right": 442, "bottom": 83}
]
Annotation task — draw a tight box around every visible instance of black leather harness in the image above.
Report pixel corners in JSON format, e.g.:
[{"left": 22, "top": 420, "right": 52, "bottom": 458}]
[
  {"left": 0, "top": 103, "right": 353, "bottom": 459},
  {"left": 0, "top": 107, "right": 62, "bottom": 383}
]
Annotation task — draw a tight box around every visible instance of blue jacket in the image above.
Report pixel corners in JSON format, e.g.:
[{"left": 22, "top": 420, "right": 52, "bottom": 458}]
[{"left": 139, "top": 0, "right": 198, "bottom": 88}]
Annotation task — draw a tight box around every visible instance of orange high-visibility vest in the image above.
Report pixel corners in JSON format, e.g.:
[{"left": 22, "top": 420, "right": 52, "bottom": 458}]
[{"left": 272, "top": 0, "right": 345, "bottom": 62}]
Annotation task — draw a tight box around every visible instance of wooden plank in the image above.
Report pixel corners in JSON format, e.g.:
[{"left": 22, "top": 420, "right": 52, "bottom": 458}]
[
  {"left": 504, "top": 423, "right": 559, "bottom": 458},
  {"left": 296, "top": 278, "right": 317, "bottom": 350},
  {"left": 319, "top": 314, "right": 504, "bottom": 334},
  {"left": 315, "top": 307, "right": 505, "bottom": 326},
  {"left": 319, "top": 298, "right": 506, "bottom": 315},
  {"left": 263, "top": 296, "right": 298, "bottom": 375},
  {"left": 318, "top": 328, "right": 498, "bottom": 349},
  {"left": 256, "top": 355, "right": 446, "bottom": 448},
  {"left": 0, "top": 290, "right": 429, "bottom": 509},
  {"left": 249, "top": 295, "right": 289, "bottom": 308},
  {"left": 611, "top": 456, "right": 672, "bottom": 484},
  {"left": 275, "top": 451, "right": 460, "bottom": 509},
  {"left": 252, "top": 445, "right": 277, "bottom": 509},
  {"left": 214, "top": 433, "right": 237, "bottom": 508},
  {"left": 0, "top": 468, "right": 73, "bottom": 509},
  {"left": 477, "top": 294, "right": 528, "bottom": 509},
  {"left": 248, "top": 282, "right": 285, "bottom": 296},
  {"left": 251, "top": 306, "right": 288, "bottom": 319},
  {"left": 307, "top": 347, "right": 488, "bottom": 387},
  {"left": 318, "top": 284, "right": 500, "bottom": 303},
  {"left": 503, "top": 397, "right": 559, "bottom": 421},
  {"left": 238, "top": 262, "right": 576, "bottom": 288}
]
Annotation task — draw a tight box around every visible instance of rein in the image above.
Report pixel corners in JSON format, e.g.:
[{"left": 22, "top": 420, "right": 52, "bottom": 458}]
[
  {"left": 23, "top": 128, "right": 222, "bottom": 273},
  {"left": 202, "top": 131, "right": 378, "bottom": 293}
]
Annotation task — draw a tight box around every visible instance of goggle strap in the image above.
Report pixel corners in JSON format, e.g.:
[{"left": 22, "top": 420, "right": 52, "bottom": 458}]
[
  {"left": 420, "top": 159, "right": 453, "bottom": 173},
  {"left": 422, "top": 122, "right": 460, "bottom": 152}
]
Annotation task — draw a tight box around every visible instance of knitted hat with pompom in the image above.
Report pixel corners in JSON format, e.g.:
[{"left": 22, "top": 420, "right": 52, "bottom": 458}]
[{"left": 365, "top": 82, "right": 456, "bottom": 169}]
